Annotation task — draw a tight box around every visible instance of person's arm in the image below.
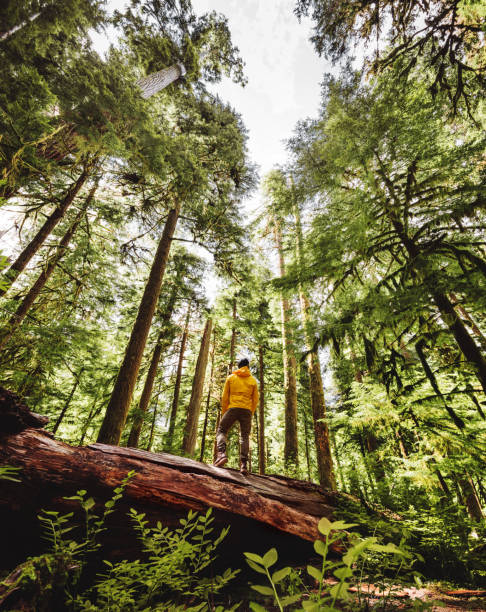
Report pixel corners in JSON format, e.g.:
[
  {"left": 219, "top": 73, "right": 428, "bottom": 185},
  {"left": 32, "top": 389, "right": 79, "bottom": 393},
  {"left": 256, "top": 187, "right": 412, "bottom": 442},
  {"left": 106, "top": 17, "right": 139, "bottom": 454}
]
[
  {"left": 252, "top": 380, "right": 259, "bottom": 413},
  {"left": 221, "top": 377, "right": 230, "bottom": 414}
]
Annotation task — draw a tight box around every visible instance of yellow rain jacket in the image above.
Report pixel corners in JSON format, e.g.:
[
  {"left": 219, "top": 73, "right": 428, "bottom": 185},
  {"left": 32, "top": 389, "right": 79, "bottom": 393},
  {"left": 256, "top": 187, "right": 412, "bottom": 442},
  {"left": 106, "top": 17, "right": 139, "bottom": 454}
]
[{"left": 221, "top": 366, "right": 259, "bottom": 414}]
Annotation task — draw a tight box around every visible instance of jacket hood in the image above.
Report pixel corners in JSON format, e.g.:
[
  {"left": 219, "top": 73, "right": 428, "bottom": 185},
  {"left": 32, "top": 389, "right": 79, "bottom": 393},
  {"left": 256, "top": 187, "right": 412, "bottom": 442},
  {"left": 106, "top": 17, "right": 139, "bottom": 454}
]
[{"left": 234, "top": 366, "right": 251, "bottom": 377}]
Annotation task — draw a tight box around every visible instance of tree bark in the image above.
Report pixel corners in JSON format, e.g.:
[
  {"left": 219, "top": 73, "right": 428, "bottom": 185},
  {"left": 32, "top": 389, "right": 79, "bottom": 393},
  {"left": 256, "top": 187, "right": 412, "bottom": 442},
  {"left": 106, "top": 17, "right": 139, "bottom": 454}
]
[
  {"left": 199, "top": 329, "right": 215, "bottom": 462},
  {"left": 52, "top": 368, "right": 84, "bottom": 434},
  {"left": 292, "top": 192, "right": 336, "bottom": 488},
  {"left": 459, "top": 474, "right": 484, "bottom": 522},
  {"left": 182, "top": 318, "right": 213, "bottom": 456},
  {"left": 258, "top": 345, "right": 266, "bottom": 475},
  {"left": 229, "top": 296, "right": 237, "bottom": 374},
  {"left": 166, "top": 303, "right": 191, "bottom": 450},
  {"left": 136, "top": 64, "right": 186, "bottom": 99},
  {"left": 274, "top": 222, "right": 299, "bottom": 468},
  {"left": 126, "top": 288, "right": 179, "bottom": 448},
  {"left": 0, "top": 168, "right": 90, "bottom": 297},
  {"left": 0, "top": 184, "right": 97, "bottom": 350},
  {"left": 97, "top": 201, "right": 181, "bottom": 445}
]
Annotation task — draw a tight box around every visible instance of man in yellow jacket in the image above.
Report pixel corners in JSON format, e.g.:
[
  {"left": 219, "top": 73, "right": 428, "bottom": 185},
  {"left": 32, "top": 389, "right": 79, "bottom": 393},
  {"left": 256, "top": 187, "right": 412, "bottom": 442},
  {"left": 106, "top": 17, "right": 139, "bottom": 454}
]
[{"left": 214, "top": 358, "right": 259, "bottom": 475}]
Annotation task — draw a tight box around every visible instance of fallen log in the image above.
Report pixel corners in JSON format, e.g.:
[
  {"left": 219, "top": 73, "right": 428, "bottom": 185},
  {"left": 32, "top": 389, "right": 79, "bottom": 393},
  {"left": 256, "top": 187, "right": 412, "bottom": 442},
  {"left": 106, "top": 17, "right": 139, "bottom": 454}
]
[{"left": 0, "top": 388, "right": 348, "bottom": 570}]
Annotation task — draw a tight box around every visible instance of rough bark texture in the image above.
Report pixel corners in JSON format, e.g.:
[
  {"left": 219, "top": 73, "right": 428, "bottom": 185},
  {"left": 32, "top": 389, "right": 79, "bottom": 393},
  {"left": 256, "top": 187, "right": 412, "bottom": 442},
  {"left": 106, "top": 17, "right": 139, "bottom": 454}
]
[
  {"left": 182, "top": 318, "right": 213, "bottom": 456},
  {"left": 258, "top": 345, "right": 266, "bottom": 475},
  {"left": 199, "top": 330, "right": 215, "bottom": 462},
  {"left": 0, "top": 394, "right": 348, "bottom": 570},
  {"left": 136, "top": 63, "right": 186, "bottom": 99},
  {"left": 97, "top": 202, "right": 181, "bottom": 445},
  {"left": 274, "top": 223, "right": 299, "bottom": 467},
  {"left": 127, "top": 286, "right": 180, "bottom": 448},
  {"left": 293, "top": 197, "right": 336, "bottom": 490},
  {"left": 166, "top": 304, "right": 191, "bottom": 450},
  {"left": 0, "top": 169, "right": 90, "bottom": 297}
]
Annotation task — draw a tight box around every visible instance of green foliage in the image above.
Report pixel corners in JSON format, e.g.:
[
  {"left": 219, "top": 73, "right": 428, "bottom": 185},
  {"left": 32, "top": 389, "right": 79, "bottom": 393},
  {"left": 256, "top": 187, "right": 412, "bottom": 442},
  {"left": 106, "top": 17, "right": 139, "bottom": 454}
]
[
  {"left": 0, "top": 464, "right": 21, "bottom": 482},
  {"left": 245, "top": 517, "right": 422, "bottom": 611},
  {"left": 74, "top": 508, "right": 238, "bottom": 610}
]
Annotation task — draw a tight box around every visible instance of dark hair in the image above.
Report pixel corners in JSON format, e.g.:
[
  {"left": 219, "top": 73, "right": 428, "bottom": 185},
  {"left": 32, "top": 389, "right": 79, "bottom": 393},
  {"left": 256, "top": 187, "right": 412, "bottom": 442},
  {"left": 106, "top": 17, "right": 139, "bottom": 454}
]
[{"left": 237, "top": 358, "right": 249, "bottom": 368}]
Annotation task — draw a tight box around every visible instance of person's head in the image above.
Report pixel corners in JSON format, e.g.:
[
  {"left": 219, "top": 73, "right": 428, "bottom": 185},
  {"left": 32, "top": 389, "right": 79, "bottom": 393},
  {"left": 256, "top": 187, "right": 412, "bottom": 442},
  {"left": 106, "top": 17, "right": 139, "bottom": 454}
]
[{"left": 237, "top": 358, "right": 249, "bottom": 368}]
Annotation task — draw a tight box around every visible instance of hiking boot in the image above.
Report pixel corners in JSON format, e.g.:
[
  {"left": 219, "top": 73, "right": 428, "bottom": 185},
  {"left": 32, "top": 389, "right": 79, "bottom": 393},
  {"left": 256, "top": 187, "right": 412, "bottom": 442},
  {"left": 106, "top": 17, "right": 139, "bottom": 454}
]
[
  {"left": 213, "top": 453, "right": 228, "bottom": 468},
  {"left": 240, "top": 461, "right": 248, "bottom": 475}
]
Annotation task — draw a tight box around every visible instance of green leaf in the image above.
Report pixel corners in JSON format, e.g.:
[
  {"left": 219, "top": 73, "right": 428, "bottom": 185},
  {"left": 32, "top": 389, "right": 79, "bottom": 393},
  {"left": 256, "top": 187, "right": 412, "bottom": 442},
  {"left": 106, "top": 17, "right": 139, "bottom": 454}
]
[
  {"left": 327, "top": 521, "right": 358, "bottom": 531},
  {"left": 280, "top": 593, "right": 302, "bottom": 606},
  {"left": 251, "top": 584, "right": 274, "bottom": 596},
  {"left": 83, "top": 497, "right": 95, "bottom": 511},
  {"left": 246, "top": 559, "right": 266, "bottom": 574},
  {"left": 329, "top": 582, "right": 350, "bottom": 600},
  {"left": 302, "top": 601, "right": 320, "bottom": 611},
  {"left": 262, "top": 547, "right": 278, "bottom": 568},
  {"left": 314, "top": 539, "right": 327, "bottom": 556},
  {"left": 318, "top": 517, "right": 332, "bottom": 536},
  {"left": 307, "top": 565, "right": 322, "bottom": 581},
  {"left": 249, "top": 603, "right": 267, "bottom": 612},
  {"left": 244, "top": 552, "right": 264, "bottom": 564},
  {"left": 334, "top": 566, "right": 353, "bottom": 580},
  {"left": 272, "top": 566, "right": 291, "bottom": 583}
]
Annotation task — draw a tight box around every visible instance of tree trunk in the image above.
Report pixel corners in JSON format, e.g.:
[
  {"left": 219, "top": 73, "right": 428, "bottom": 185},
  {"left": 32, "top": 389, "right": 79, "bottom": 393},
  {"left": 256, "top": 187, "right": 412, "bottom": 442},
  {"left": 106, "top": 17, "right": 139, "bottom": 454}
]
[
  {"left": 166, "top": 304, "right": 191, "bottom": 450},
  {"left": 459, "top": 474, "right": 484, "bottom": 522},
  {"left": 126, "top": 338, "right": 163, "bottom": 449},
  {"left": 126, "top": 287, "right": 179, "bottom": 448},
  {"left": 0, "top": 169, "right": 91, "bottom": 297},
  {"left": 432, "top": 290, "right": 486, "bottom": 394},
  {"left": 274, "top": 223, "right": 298, "bottom": 468},
  {"left": 292, "top": 195, "right": 335, "bottom": 488},
  {"left": 97, "top": 201, "right": 181, "bottom": 445},
  {"left": 258, "top": 345, "right": 266, "bottom": 475},
  {"left": 136, "top": 63, "right": 186, "bottom": 99},
  {"left": 229, "top": 296, "right": 237, "bottom": 374},
  {"left": 52, "top": 368, "right": 84, "bottom": 434},
  {"left": 199, "top": 330, "right": 216, "bottom": 462},
  {"left": 0, "top": 184, "right": 97, "bottom": 350},
  {"left": 182, "top": 318, "right": 213, "bottom": 456}
]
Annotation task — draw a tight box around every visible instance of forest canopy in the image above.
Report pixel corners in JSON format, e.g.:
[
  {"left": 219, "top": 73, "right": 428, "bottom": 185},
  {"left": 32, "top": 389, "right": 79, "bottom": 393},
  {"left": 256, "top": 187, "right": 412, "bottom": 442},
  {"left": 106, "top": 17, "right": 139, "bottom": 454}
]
[{"left": 0, "top": 0, "right": 485, "bottom": 610}]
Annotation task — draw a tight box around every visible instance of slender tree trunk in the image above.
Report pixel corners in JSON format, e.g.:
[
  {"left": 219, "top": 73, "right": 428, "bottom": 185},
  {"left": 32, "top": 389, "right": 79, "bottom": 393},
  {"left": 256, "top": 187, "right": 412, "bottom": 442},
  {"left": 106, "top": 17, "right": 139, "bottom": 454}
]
[
  {"left": 0, "top": 11, "right": 42, "bottom": 40},
  {"left": 0, "top": 185, "right": 97, "bottom": 350},
  {"left": 126, "top": 288, "right": 179, "bottom": 448},
  {"left": 126, "top": 337, "right": 163, "bottom": 449},
  {"left": 1, "top": 169, "right": 91, "bottom": 297},
  {"left": 166, "top": 304, "right": 191, "bottom": 450},
  {"left": 459, "top": 474, "right": 484, "bottom": 521},
  {"left": 97, "top": 200, "right": 181, "bottom": 445},
  {"left": 292, "top": 194, "right": 335, "bottom": 488},
  {"left": 303, "top": 404, "right": 312, "bottom": 481},
  {"left": 258, "top": 345, "right": 266, "bottom": 475},
  {"left": 229, "top": 297, "right": 237, "bottom": 374},
  {"left": 199, "top": 330, "right": 216, "bottom": 462},
  {"left": 52, "top": 368, "right": 84, "bottom": 434},
  {"left": 182, "top": 318, "right": 213, "bottom": 456},
  {"left": 274, "top": 223, "right": 298, "bottom": 468}
]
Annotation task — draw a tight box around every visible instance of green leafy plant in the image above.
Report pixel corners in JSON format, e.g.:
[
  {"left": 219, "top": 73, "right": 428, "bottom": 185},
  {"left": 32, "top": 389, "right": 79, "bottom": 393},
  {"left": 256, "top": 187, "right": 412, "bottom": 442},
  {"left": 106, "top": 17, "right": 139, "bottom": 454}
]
[
  {"left": 0, "top": 465, "right": 21, "bottom": 482},
  {"left": 245, "top": 517, "right": 415, "bottom": 611},
  {"left": 73, "top": 507, "right": 239, "bottom": 611}
]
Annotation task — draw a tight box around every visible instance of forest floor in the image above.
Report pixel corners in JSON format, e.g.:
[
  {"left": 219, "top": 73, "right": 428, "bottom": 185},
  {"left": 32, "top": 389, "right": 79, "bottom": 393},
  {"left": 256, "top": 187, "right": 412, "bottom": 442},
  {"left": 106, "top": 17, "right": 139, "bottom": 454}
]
[{"left": 323, "top": 582, "right": 486, "bottom": 610}]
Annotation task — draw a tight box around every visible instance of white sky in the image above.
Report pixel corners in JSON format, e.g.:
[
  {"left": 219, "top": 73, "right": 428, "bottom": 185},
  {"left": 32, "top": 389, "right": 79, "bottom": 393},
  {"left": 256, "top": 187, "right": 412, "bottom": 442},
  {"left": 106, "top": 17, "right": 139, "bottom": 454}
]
[{"left": 191, "top": 0, "right": 331, "bottom": 212}]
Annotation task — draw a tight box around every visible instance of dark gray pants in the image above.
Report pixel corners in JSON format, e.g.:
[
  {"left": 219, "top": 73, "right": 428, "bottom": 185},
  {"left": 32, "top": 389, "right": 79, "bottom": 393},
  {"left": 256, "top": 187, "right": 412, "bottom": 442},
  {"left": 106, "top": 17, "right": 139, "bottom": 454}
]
[{"left": 216, "top": 407, "right": 252, "bottom": 462}]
